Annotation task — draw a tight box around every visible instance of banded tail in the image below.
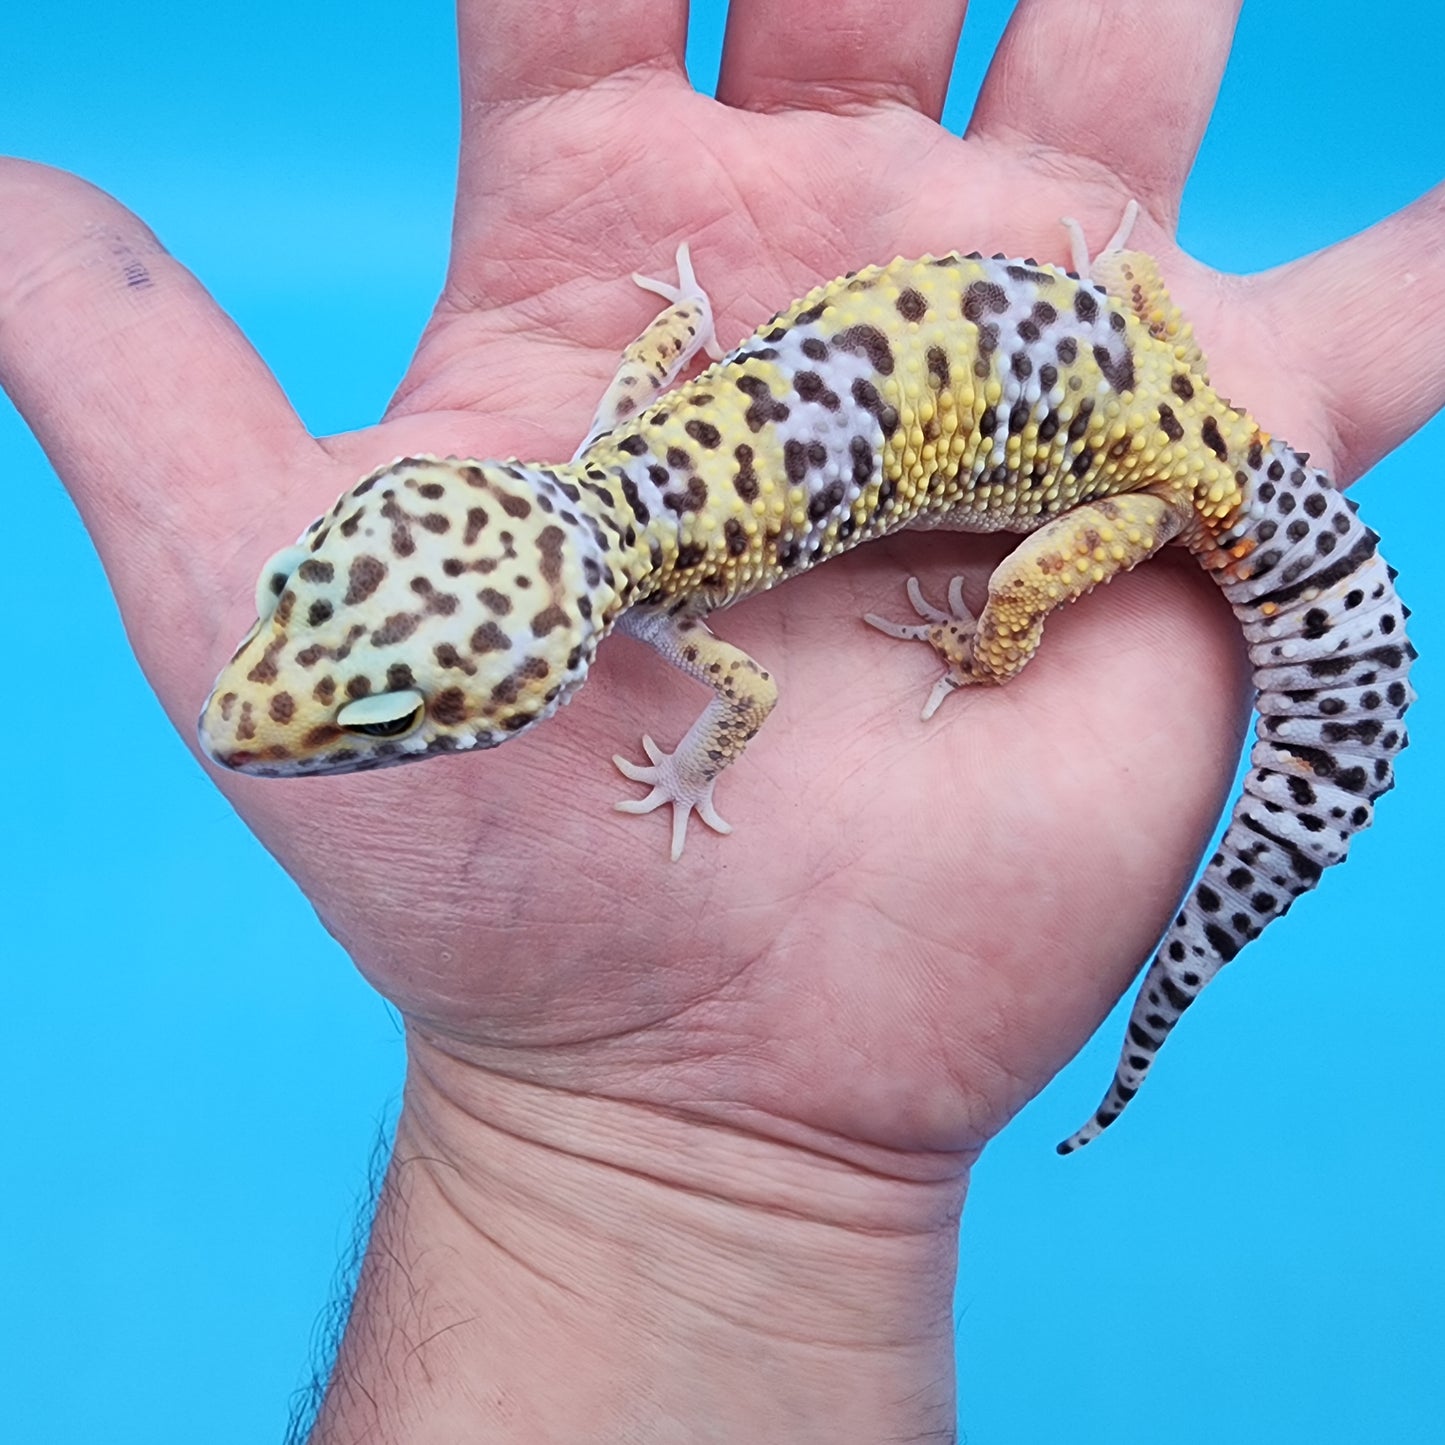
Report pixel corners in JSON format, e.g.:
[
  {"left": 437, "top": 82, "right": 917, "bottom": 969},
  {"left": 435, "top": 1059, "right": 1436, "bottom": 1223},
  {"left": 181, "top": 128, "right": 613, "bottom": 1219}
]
[{"left": 1059, "top": 444, "right": 1415, "bottom": 1153}]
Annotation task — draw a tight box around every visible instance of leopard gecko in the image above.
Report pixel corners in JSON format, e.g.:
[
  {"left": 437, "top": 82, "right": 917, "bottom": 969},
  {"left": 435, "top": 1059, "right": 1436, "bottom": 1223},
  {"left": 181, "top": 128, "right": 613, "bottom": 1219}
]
[{"left": 199, "top": 207, "right": 1415, "bottom": 1151}]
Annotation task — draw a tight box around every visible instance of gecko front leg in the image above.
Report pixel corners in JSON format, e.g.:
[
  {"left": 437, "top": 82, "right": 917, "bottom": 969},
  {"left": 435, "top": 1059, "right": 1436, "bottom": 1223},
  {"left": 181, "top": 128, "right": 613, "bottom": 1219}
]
[
  {"left": 613, "top": 607, "right": 778, "bottom": 861},
  {"left": 573, "top": 242, "right": 725, "bottom": 460}
]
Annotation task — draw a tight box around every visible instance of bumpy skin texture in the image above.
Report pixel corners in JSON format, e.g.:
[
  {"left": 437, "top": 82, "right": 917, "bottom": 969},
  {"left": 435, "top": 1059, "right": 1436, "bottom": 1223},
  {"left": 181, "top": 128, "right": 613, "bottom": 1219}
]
[{"left": 201, "top": 242, "right": 1414, "bottom": 1150}]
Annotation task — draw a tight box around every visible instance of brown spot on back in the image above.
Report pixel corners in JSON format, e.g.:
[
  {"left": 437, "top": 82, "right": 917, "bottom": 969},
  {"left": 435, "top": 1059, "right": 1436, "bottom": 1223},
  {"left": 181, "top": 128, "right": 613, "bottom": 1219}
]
[
  {"left": 1157, "top": 403, "right": 1185, "bottom": 442},
  {"left": 831, "top": 324, "right": 895, "bottom": 375},
  {"left": 963, "top": 280, "right": 1009, "bottom": 321},
  {"left": 895, "top": 288, "right": 927, "bottom": 322},
  {"left": 499, "top": 493, "right": 532, "bottom": 519},
  {"left": 684, "top": 419, "right": 721, "bottom": 449},
  {"left": 664, "top": 476, "right": 709, "bottom": 514},
  {"left": 794, "top": 371, "right": 841, "bottom": 409},
  {"left": 851, "top": 378, "right": 899, "bottom": 438},
  {"left": 736, "top": 375, "right": 790, "bottom": 431},
  {"left": 1092, "top": 343, "right": 1136, "bottom": 394},
  {"left": 479, "top": 588, "right": 512, "bottom": 615},
  {"left": 733, "top": 445, "right": 759, "bottom": 502},
  {"left": 808, "top": 480, "right": 846, "bottom": 522}
]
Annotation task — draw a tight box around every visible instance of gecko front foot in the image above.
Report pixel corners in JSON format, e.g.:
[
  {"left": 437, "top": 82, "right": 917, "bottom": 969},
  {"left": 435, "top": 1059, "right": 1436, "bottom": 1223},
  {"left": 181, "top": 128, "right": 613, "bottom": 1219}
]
[
  {"left": 614, "top": 734, "right": 733, "bottom": 862},
  {"left": 864, "top": 576, "right": 981, "bottom": 719}
]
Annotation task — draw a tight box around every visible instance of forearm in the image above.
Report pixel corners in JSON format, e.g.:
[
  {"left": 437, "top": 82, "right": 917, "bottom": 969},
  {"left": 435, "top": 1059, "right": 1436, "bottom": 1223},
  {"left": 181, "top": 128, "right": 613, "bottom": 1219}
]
[{"left": 310, "top": 1037, "right": 971, "bottom": 1444}]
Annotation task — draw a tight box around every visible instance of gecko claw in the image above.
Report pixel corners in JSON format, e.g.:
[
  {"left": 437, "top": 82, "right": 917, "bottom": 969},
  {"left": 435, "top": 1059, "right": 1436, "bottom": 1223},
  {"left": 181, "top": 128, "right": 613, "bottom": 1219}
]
[{"left": 921, "top": 673, "right": 961, "bottom": 721}]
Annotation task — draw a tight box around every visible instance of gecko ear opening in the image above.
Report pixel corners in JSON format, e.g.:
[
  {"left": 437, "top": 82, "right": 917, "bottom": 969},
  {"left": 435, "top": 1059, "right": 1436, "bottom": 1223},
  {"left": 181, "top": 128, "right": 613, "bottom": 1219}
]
[
  {"left": 253, "top": 545, "right": 311, "bottom": 621},
  {"left": 336, "top": 690, "right": 426, "bottom": 739}
]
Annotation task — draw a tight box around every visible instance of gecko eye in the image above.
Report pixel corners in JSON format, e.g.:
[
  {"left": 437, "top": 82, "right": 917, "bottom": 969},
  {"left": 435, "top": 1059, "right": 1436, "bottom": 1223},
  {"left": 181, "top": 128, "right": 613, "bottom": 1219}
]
[{"left": 335, "top": 690, "right": 426, "bottom": 739}]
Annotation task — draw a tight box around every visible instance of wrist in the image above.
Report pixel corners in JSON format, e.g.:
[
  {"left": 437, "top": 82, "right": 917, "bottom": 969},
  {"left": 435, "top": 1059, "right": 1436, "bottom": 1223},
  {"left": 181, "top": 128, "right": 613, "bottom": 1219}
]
[{"left": 311, "top": 1033, "right": 971, "bottom": 1443}]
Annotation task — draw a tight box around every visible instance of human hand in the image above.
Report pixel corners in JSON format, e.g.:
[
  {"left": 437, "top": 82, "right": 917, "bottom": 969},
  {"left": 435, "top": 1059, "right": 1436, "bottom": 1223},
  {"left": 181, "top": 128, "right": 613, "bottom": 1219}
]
[{"left": 4, "top": 1, "right": 1441, "bottom": 1438}]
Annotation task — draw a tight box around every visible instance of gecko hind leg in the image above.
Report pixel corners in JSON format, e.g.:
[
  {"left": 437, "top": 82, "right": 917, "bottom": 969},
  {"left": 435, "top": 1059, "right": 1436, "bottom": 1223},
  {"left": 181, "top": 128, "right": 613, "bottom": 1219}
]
[
  {"left": 1061, "top": 201, "right": 1209, "bottom": 378},
  {"left": 866, "top": 494, "right": 1187, "bottom": 718}
]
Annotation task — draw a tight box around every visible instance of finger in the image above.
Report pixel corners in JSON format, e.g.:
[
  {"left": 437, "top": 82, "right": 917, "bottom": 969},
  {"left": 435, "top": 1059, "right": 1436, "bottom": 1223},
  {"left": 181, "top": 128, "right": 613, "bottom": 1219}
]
[
  {"left": 0, "top": 160, "right": 317, "bottom": 684},
  {"left": 458, "top": 0, "right": 689, "bottom": 108},
  {"left": 969, "top": 0, "right": 1242, "bottom": 223},
  {"left": 1261, "top": 180, "right": 1445, "bottom": 482},
  {"left": 717, "top": 0, "right": 969, "bottom": 117},
  {"left": 452, "top": 0, "right": 693, "bottom": 301}
]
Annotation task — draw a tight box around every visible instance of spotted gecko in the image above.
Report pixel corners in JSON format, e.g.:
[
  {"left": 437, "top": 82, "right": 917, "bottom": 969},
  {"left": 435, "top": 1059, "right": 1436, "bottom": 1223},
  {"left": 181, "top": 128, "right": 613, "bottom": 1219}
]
[{"left": 199, "top": 207, "right": 1415, "bottom": 1152}]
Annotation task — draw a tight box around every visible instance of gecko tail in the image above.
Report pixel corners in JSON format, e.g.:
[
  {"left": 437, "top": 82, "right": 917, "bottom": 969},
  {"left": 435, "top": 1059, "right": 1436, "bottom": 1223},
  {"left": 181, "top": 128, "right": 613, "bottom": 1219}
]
[{"left": 1059, "top": 449, "right": 1414, "bottom": 1154}]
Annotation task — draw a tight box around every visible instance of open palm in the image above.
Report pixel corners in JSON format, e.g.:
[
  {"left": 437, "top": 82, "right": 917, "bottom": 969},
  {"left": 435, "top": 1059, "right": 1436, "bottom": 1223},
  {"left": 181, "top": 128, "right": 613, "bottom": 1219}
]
[{"left": 4, "top": 0, "right": 1441, "bottom": 1165}]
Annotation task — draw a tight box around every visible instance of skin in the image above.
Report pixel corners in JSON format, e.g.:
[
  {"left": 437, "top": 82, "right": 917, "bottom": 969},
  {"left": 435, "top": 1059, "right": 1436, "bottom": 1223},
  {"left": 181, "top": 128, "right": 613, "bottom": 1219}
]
[{"left": 3, "top": 1, "right": 1442, "bottom": 1438}]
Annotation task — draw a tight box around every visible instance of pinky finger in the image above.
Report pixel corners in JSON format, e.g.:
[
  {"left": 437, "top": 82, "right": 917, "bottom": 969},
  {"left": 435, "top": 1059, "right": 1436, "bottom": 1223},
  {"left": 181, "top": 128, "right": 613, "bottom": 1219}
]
[{"left": 1261, "top": 179, "right": 1445, "bottom": 482}]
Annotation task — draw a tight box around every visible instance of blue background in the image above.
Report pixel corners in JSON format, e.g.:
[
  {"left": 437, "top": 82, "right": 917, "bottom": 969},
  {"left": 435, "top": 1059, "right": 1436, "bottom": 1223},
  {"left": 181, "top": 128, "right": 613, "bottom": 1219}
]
[{"left": 3, "top": 3, "right": 1441, "bottom": 1440}]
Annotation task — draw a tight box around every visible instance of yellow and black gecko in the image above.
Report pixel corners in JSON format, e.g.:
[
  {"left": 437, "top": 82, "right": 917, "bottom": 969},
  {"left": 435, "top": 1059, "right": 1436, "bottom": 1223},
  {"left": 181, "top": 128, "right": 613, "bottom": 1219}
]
[{"left": 200, "top": 207, "right": 1415, "bottom": 1152}]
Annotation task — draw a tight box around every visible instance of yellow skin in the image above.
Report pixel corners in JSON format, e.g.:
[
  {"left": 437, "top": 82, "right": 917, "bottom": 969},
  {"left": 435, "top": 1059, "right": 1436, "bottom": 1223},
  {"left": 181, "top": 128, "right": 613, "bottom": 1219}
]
[{"left": 3, "top": 1, "right": 1442, "bottom": 1437}]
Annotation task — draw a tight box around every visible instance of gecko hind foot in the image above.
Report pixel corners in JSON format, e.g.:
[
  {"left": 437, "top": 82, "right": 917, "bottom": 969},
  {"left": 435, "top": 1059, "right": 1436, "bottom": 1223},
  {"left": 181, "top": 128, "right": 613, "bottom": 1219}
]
[
  {"left": 614, "top": 734, "right": 732, "bottom": 862},
  {"left": 864, "top": 576, "right": 980, "bottom": 720},
  {"left": 1060, "top": 198, "right": 1140, "bottom": 279}
]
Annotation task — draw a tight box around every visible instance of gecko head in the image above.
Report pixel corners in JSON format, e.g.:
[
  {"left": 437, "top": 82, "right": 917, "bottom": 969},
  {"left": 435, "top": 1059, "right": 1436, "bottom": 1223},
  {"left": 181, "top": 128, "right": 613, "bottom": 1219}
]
[{"left": 198, "top": 456, "right": 623, "bottom": 777}]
